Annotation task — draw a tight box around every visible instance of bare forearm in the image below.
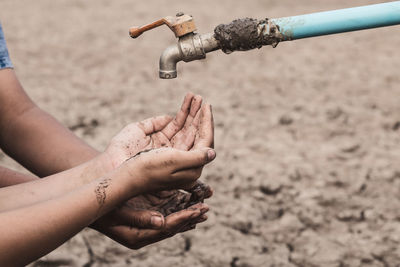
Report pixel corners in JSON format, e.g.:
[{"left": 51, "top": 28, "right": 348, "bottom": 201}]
[
  {"left": 0, "top": 69, "right": 98, "bottom": 177},
  {"left": 0, "top": 153, "right": 112, "bottom": 212},
  {"left": 0, "top": 146, "right": 213, "bottom": 265},
  {"left": 0, "top": 105, "right": 98, "bottom": 176},
  {"left": 0, "top": 169, "right": 140, "bottom": 266},
  {"left": 0, "top": 166, "right": 37, "bottom": 187}
]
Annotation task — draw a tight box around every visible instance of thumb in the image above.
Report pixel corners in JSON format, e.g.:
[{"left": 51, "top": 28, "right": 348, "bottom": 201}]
[
  {"left": 172, "top": 148, "right": 216, "bottom": 172},
  {"left": 116, "top": 207, "right": 166, "bottom": 230}
]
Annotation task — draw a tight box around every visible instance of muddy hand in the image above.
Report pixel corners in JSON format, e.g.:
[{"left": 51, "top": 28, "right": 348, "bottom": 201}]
[
  {"left": 104, "top": 92, "right": 201, "bottom": 168},
  {"left": 149, "top": 95, "right": 214, "bottom": 203},
  {"left": 135, "top": 93, "right": 214, "bottom": 207},
  {"left": 91, "top": 178, "right": 212, "bottom": 249},
  {"left": 92, "top": 202, "right": 209, "bottom": 250},
  {"left": 125, "top": 147, "right": 216, "bottom": 193},
  {"left": 105, "top": 92, "right": 214, "bottom": 198},
  {"left": 185, "top": 102, "right": 214, "bottom": 201},
  {"left": 125, "top": 182, "right": 213, "bottom": 216},
  {"left": 142, "top": 92, "right": 203, "bottom": 150}
]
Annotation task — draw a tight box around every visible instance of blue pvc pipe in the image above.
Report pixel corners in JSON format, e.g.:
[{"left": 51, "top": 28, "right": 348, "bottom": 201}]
[{"left": 270, "top": 1, "right": 400, "bottom": 41}]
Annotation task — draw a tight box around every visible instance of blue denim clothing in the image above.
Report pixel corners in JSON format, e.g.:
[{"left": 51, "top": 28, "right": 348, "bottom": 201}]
[{"left": 0, "top": 23, "right": 13, "bottom": 69}]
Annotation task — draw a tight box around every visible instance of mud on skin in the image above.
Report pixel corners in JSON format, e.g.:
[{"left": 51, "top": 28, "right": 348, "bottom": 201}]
[
  {"left": 127, "top": 149, "right": 212, "bottom": 216},
  {"left": 159, "top": 181, "right": 212, "bottom": 216},
  {"left": 214, "top": 18, "right": 282, "bottom": 54},
  {"left": 125, "top": 182, "right": 212, "bottom": 217}
]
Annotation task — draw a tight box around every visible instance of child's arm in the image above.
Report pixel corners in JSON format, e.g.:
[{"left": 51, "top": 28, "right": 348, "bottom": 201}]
[
  {"left": 0, "top": 69, "right": 99, "bottom": 177},
  {"left": 0, "top": 165, "right": 36, "bottom": 187},
  {"left": 0, "top": 161, "right": 211, "bottom": 252},
  {"left": 0, "top": 97, "right": 205, "bottom": 211},
  {"left": 0, "top": 152, "right": 110, "bottom": 212},
  {"left": 0, "top": 147, "right": 214, "bottom": 266},
  {"left": 0, "top": 87, "right": 214, "bottom": 250}
]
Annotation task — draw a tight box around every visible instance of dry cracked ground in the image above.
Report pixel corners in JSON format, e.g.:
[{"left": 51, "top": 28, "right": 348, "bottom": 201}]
[{"left": 1, "top": 0, "right": 400, "bottom": 266}]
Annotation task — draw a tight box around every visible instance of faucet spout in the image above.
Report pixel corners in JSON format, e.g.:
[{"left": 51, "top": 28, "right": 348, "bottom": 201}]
[
  {"left": 159, "top": 33, "right": 220, "bottom": 79},
  {"left": 159, "top": 44, "right": 182, "bottom": 79}
]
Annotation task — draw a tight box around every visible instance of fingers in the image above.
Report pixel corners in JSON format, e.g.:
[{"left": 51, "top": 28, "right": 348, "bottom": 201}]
[
  {"left": 138, "top": 147, "right": 216, "bottom": 173},
  {"left": 137, "top": 115, "right": 173, "bottom": 135},
  {"left": 161, "top": 93, "right": 194, "bottom": 139},
  {"left": 173, "top": 167, "right": 203, "bottom": 190},
  {"left": 171, "top": 148, "right": 216, "bottom": 173},
  {"left": 109, "top": 203, "right": 209, "bottom": 250},
  {"left": 180, "top": 214, "right": 208, "bottom": 232},
  {"left": 191, "top": 107, "right": 202, "bottom": 129},
  {"left": 162, "top": 203, "right": 209, "bottom": 233},
  {"left": 193, "top": 103, "right": 214, "bottom": 149},
  {"left": 173, "top": 109, "right": 201, "bottom": 151},
  {"left": 127, "top": 146, "right": 216, "bottom": 193},
  {"left": 183, "top": 95, "right": 203, "bottom": 128},
  {"left": 115, "top": 207, "right": 166, "bottom": 229},
  {"left": 171, "top": 128, "right": 197, "bottom": 151},
  {"left": 171, "top": 95, "right": 203, "bottom": 150},
  {"left": 104, "top": 226, "right": 164, "bottom": 250}
]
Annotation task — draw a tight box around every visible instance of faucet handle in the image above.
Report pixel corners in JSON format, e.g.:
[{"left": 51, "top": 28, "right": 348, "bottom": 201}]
[{"left": 129, "top": 13, "right": 197, "bottom": 38}]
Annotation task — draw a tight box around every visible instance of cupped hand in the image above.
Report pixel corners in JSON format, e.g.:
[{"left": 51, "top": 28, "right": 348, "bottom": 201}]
[
  {"left": 91, "top": 147, "right": 216, "bottom": 250},
  {"left": 92, "top": 202, "right": 209, "bottom": 250},
  {"left": 91, "top": 182, "right": 213, "bottom": 250},
  {"left": 92, "top": 93, "right": 215, "bottom": 249},
  {"left": 104, "top": 92, "right": 214, "bottom": 209},
  {"left": 104, "top": 93, "right": 203, "bottom": 168},
  {"left": 125, "top": 147, "right": 216, "bottom": 192},
  {"left": 126, "top": 180, "right": 213, "bottom": 216}
]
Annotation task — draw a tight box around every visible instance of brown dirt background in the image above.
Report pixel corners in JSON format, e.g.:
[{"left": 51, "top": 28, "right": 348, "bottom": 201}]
[{"left": 1, "top": 0, "right": 400, "bottom": 266}]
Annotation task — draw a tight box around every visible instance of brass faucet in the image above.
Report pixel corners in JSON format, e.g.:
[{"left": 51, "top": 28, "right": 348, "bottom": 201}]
[{"left": 129, "top": 13, "right": 220, "bottom": 79}]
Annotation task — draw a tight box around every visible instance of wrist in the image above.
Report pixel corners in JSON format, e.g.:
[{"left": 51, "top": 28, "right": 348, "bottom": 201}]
[
  {"left": 94, "top": 152, "right": 117, "bottom": 175},
  {"left": 117, "top": 160, "right": 149, "bottom": 196},
  {"left": 93, "top": 152, "right": 147, "bottom": 194}
]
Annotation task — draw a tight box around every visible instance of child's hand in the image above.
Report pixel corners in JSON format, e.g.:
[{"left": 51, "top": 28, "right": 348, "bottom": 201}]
[
  {"left": 92, "top": 93, "right": 214, "bottom": 249},
  {"left": 124, "top": 147, "right": 216, "bottom": 193},
  {"left": 104, "top": 93, "right": 202, "bottom": 170}
]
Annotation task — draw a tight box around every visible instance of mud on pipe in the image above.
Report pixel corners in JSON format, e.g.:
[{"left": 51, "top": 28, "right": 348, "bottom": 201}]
[{"left": 213, "top": 18, "right": 283, "bottom": 54}]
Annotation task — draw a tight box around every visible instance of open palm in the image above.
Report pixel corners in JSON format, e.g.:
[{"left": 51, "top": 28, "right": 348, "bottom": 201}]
[{"left": 105, "top": 93, "right": 212, "bottom": 166}]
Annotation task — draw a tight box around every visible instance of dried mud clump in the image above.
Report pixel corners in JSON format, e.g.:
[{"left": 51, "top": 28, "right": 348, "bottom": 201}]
[{"left": 214, "top": 18, "right": 282, "bottom": 54}]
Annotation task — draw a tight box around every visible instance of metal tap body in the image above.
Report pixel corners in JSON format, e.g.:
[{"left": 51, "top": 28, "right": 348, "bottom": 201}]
[{"left": 159, "top": 33, "right": 219, "bottom": 79}]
